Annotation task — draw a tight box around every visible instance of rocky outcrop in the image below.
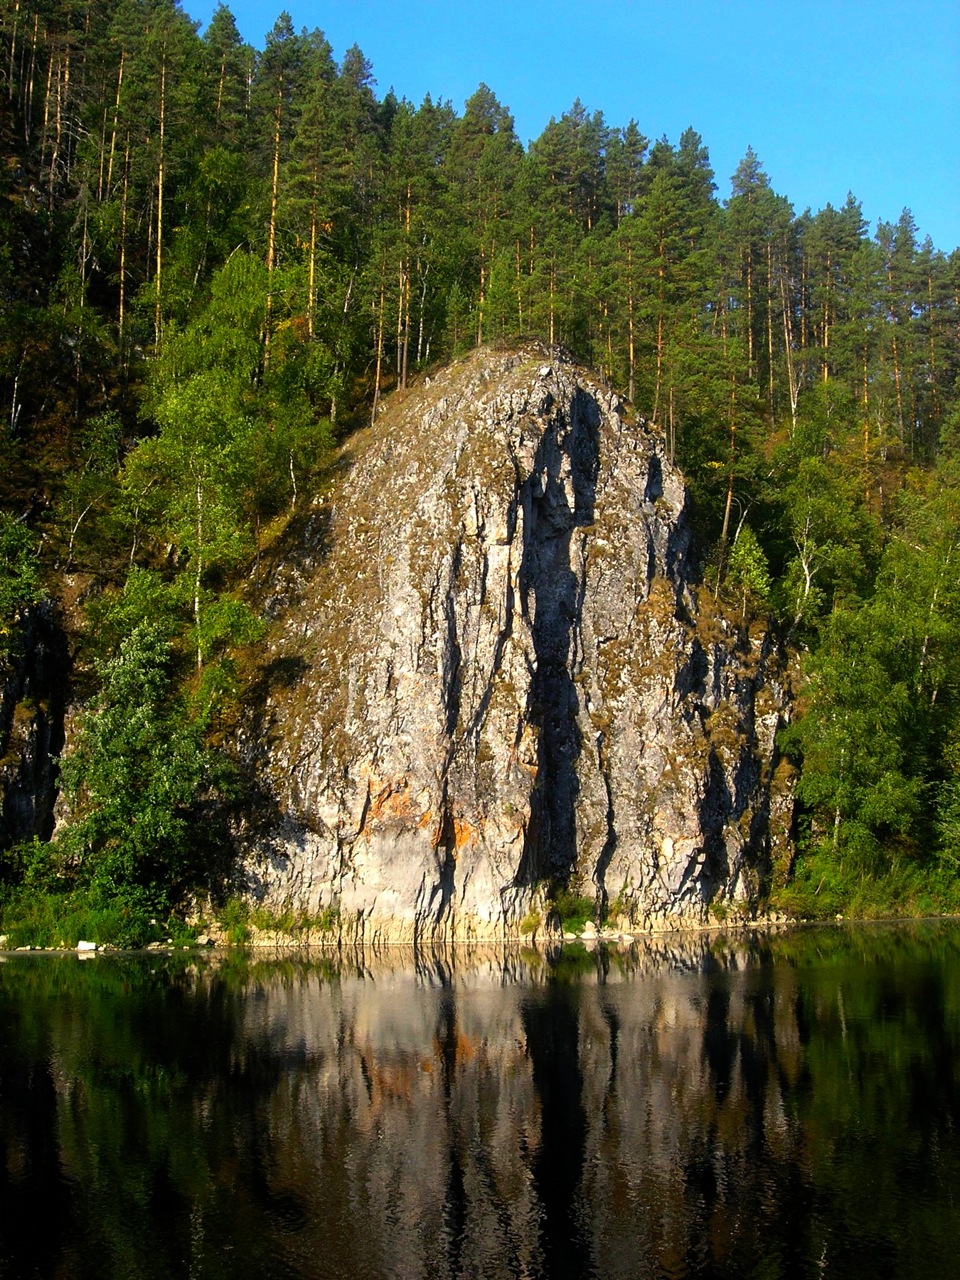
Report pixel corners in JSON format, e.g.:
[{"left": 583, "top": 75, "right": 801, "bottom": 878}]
[
  {"left": 0, "top": 602, "right": 68, "bottom": 847},
  {"left": 240, "top": 346, "right": 793, "bottom": 941}
]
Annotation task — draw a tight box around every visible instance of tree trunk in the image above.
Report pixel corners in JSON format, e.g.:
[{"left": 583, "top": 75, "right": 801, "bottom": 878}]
[
  {"left": 927, "top": 270, "right": 940, "bottom": 426},
  {"left": 605, "top": 302, "right": 613, "bottom": 383},
  {"left": 821, "top": 250, "right": 831, "bottom": 382},
  {"left": 307, "top": 170, "right": 318, "bottom": 339},
  {"left": 194, "top": 479, "right": 204, "bottom": 672},
  {"left": 515, "top": 237, "right": 523, "bottom": 334},
  {"left": 745, "top": 245, "right": 754, "bottom": 379},
  {"left": 96, "top": 104, "right": 108, "bottom": 201},
  {"left": 891, "top": 327, "right": 905, "bottom": 444},
  {"left": 719, "top": 374, "right": 738, "bottom": 549},
  {"left": 653, "top": 307, "right": 664, "bottom": 422},
  {"left": 627, "top": 249, "right": 635, "bottom": 404},
  {"left": 24, "top": 13, "right": 38, "bottom": 142},
  {"left": 154, "top": 44, "right": 166, "bottom": 345},
  {"left": 45, "top": 44, "right": 68, "bottom": 195},
  {"left": 118, "top": 133, "right": 129, "bottom": 341},
  {"left": 104, "top": 49, "right": 124, "bottom": 198},
  {"left": 215, "top": 53, "right": 226, "bottom": 131},
  {"left": 263, "top": 75, "right": 283, "bottom": 368},
  {"left": 799, "top": 251, "right": 808, "bottom": 388},
  {"left": 548, "top": 255, "right": 555, "bottom": 347},
  {"left": 395, "top": 260, "right": 404, "bottom": 385},
  {"left": 766, "top": 240, "right": 775, "bottom": 422},
  {"left": 61, "top": 45, "right": 71, "bottom": 185},
  {"left": 779, "top": 251, "right": 799, "bottom": 434},
  {"left": 416, "top": 261, "right": 429, "bottom": 365},
  {"left": 371, "top": 258, "right": 386, "bottom": 426},
  {"left": 400, "top": 186, "right": 411, "bottom": 389},
  {"left": 477, "top": 241, "right": 486, "bottom": 346},
  {"left": 40, "top": 49, "right": 54, "bottom": 181},
  {"left": 6, "top": 1, "right": 19, "bottom": 102}
]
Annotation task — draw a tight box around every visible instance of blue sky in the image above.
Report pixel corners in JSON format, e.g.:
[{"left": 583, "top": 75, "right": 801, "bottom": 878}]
[{"left": 192, "top": 0, "right": 959, "bottom": 251}]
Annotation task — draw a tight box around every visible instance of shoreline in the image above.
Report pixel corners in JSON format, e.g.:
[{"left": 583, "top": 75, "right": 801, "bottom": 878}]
[{"left": 4, "top": 912, "right": 959, "bottom": 960}]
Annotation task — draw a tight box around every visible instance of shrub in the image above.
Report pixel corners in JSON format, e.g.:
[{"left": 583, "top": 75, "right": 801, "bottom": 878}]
[
  {"left": 519, "top": 908, "right": 541, "bottom": 936},
  {"left": 549, "top": 889, "right": 595, "bottom": 933}
]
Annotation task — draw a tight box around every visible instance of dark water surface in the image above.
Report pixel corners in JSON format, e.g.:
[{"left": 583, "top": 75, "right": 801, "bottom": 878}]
[{"left": 2, "top": 923, "right": 960, "bottom": 1279}]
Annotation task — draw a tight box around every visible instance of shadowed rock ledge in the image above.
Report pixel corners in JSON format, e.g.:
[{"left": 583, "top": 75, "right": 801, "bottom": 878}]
[{"left": 239, "top": 345, "right": 793, "bottom": 943}]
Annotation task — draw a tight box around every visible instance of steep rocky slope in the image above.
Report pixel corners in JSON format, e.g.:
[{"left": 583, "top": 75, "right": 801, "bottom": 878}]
[{"left": 241, "top": 346, "right": 793, "bottom": 941}]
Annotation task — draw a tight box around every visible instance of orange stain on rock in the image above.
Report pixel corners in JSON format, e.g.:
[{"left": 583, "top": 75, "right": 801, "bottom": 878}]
[{"left": 453, "top": 817, "right": 477, "bottom": 850}]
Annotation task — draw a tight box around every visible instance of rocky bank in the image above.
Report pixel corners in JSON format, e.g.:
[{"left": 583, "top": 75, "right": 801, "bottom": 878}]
[{"left": 240, "top": 346, "right": 793, "bottom": 942}]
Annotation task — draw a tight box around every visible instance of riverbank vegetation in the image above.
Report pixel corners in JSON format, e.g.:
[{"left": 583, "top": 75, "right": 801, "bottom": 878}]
[{"left": 0, "top": 0, "right": 959, "bottom": 942}]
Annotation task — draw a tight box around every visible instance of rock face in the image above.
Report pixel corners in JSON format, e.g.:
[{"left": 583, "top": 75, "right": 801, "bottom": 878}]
[
  {"left": 242, "top": 346, "right": 792, "bottom": 941},
  {"left": 0, "top": 603, "right": 68, "bottom": 848}
]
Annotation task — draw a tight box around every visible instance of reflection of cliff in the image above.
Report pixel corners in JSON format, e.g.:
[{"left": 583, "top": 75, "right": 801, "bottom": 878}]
[
  {"left": 236, "top": 966, "right": 546, "bottom": 1279},
  {"left": 4, "top": 927, "right": 960, "bottom": 1278},
  {"left": 237, "top": 950, "right": 784, "bottom": 1278},
  {"left": 226, "top": 929, "right": 960, "bottom": 1278}
]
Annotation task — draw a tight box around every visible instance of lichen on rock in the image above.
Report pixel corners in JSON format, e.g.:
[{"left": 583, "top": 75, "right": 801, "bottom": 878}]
[{"left": 239, "top": 346, "right": 793, "bottom": 942}]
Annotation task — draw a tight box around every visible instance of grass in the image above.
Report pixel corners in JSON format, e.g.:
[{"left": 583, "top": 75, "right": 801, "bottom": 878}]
[
  {"left": 770, "top": 844, "right": 960, "bottom": 921},
  {"left": 0, "top": 885, "right": 345, "bottom": 951},
  {"left": 0, "top": 887, "right": 195, "bottom": 949},
  {"left": 215, "top": 895, "right": 341, "bottom": 944}
]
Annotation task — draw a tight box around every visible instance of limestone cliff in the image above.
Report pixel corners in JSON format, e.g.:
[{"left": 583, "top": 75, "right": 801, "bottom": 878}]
[{"left": 240, "top": 346, "right": 793, "bottom": 941}]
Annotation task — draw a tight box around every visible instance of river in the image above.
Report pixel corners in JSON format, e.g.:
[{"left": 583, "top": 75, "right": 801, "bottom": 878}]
[{"left": 2, "top": 922, "right": 959, "bottom": 1278}]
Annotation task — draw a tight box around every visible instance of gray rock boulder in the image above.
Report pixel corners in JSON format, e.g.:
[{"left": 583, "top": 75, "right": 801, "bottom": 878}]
[{"left": 239, "top": 346, "right": 793, "bottom": 942}]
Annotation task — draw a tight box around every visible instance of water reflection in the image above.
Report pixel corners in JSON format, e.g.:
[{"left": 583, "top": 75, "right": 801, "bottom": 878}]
[{"left": 2, "top": 925, "right": 960, "bottom": 1278}]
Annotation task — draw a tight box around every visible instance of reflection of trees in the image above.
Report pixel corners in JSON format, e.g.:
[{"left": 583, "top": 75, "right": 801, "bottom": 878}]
[
  {"left": 1, "top": 956, "right": 292, "bottom": 1279},
  {"left": 2, "top": 927, "right": 960, "bottom": 1277}
]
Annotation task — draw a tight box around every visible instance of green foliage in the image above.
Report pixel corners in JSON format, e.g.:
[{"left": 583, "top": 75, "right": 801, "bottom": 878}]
[
  {"left": 56, "top": 623, "right": 232, "bottom": 913},
  {"left": 0, "top": 884, "right": 187, "bottom": 949},
  {"left": 85, "top": 569, "right": 185, "bottom": 658},
  {"left": 54, "top": 413, "right": 124, "bottom": 573},
  {"left": 727, "top": 523, "right": 770, "bottom": 615},
  {"left": 783, "top": 604, "right": 925, "bottom": 870},
  {"left": 1, "top": 836, "right": 60, "bottom": 894},
  {"left": 250, "top": 902, "right": 340, "bottom": 936},
  {"left": 218, "top": 895, "right": 252, "bottom": 945},
  {"left": 0, "top": 514, "right": 44, "bottom": 661},
  {"left": 782, "top": 463, "right": 960, "bottom": 895},
  {"left": 772, "top": 844, "right": 960, "bottom": 921},
  {"left": 519, "top": 908, "right": 541, "bottom": 936},
  {"left": 936, "top": 750, "right": 960, "bottom": 870},
  {"left": 772, "top": 448, "right": 879, "bottom": 635},
  {"left": 196, "top": 597, "right": 265, "bottom": 664},
  {"left": 214, "top": 896, "right": 340, "bottom": 943},
  {"left": 548, "top": 889, "right": 595, "bottom": 932}
]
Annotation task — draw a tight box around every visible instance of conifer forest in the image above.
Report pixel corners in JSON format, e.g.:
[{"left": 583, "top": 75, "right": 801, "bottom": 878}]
[{"left": 1, "top": 0, "right": 959, "bottom": 941}]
